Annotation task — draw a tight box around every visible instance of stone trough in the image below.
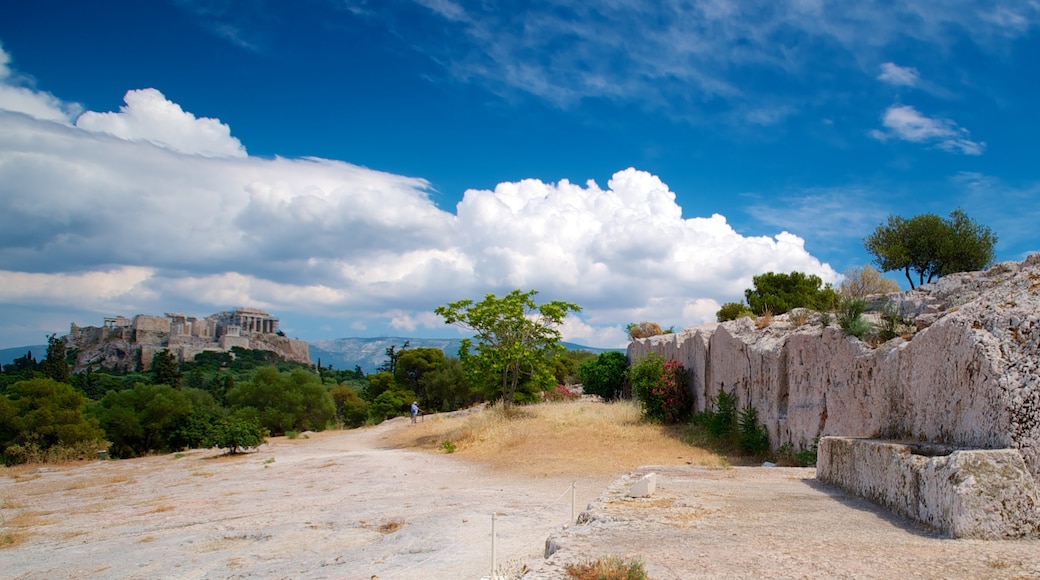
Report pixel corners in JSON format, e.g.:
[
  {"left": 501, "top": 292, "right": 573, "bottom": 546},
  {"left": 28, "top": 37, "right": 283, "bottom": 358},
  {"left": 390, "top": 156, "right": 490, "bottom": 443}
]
[{"left": 817, "top": 436, "right": 1040, "bottom": 539}]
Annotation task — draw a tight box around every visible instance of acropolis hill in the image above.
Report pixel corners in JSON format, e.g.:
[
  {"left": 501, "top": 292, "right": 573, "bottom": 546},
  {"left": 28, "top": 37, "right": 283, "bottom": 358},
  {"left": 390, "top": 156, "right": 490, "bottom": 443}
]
[{"left": 65, "top": 307, "right": 311, "bottom": 372}]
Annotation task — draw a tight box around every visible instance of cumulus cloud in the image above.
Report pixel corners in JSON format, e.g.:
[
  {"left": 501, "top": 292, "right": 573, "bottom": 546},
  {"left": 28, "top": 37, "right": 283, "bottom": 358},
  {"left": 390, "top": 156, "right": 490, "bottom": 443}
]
[
  {"left": 878, "top": 62, "right": 919, "bottom": 86},
  {"left": 76, "top": 88, "right": 247, "bottom": 157},
  {"left": 0, "top": 107, "right": 837, "bottom": 345},
  {"left": 0, "top": 47, "right": 839, "bottom": 348},
  {"left": 870, "top": 104, "right": 984, "bottom": 155}
]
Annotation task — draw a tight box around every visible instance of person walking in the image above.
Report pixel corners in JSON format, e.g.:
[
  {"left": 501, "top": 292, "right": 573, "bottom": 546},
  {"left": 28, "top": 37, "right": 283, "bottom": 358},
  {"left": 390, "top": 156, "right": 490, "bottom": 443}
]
[{"left": 410, "top": 401, "right": 420, "bottom": 424}]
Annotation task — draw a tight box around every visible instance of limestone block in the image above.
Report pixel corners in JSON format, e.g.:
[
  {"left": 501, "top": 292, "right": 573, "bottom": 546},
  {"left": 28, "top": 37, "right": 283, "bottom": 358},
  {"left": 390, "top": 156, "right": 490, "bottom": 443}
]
[
  {"left": 627, "top": 472, "right": 656, "bottom": 498},
  {"left": 817, "top": 437, "right": 1040, "bottom": 538}
]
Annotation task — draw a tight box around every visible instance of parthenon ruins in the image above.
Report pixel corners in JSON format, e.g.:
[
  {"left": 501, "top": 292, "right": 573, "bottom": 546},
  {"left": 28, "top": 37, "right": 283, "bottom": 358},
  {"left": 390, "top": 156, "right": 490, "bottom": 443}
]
[{"left": 66, "top": 307, "right": 310, "bottom": 372}]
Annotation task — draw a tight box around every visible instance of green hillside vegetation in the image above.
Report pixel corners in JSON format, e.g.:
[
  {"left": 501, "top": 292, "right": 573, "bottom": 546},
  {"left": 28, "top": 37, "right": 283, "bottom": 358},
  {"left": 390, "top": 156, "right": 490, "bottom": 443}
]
[{"left": 0, "top": 313, "right": 604, "bottom": 465}]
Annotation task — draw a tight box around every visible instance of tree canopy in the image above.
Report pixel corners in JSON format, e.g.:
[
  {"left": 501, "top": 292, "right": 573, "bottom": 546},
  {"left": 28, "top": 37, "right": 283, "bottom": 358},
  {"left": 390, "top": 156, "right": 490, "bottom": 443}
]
[
  {"left": 864, "top": 209, "right": 996, "bottom": 289},
  {"left": 578, "top": 351, "right": 629, "bottom": 401},
  {"left": 743, "top": 271, "right": 838, "bottom": 315},
  {"left": 40, "top": 334, "right": 71, "bottom": 384},
  {"left": 435, "top": 289, "right": 581, "bottom": 405}
]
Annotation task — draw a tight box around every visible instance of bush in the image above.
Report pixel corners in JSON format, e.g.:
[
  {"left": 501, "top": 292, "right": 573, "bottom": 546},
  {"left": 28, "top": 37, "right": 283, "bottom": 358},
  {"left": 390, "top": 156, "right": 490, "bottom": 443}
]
[
  {"left": 207, "top": 417, "right": 267, "bottom": 454},
  {"left": 544, "top": 384, "right": 579, "bottom": 402},
  {"left": 1, "top": 378, "right": 105, "bottom": 465},
  {"left": 716, "top": 301, "right": 754, "bottom": 322},
  {"left": 744, "top": 271, "right": 838, "bottom": 315},
  {"left": 626, "top": 322, "right": 663, "bottom": 339},
  {"left": 738, "top": 404, "right": 770, "bottom": 456},
  {"left": 837, "top": 297, "right": 873, "bottom": 339},
  {"left": 704, "top": 389, "right": 738, "bottom": 438},
  {"left": 368, "top": 388, "right": 416, "bottom": 423},
  {"left": 578, "top": 351, "right": 629, "bottom": 401},
  {"left": 631, "top": 355, "right": 691, "bottom": 424},
  {"left": 566, "top": 555, "right": 647, "bottom": 580},
  {"left": 329, "top": 385, "right": 369, "bottom": 428}
]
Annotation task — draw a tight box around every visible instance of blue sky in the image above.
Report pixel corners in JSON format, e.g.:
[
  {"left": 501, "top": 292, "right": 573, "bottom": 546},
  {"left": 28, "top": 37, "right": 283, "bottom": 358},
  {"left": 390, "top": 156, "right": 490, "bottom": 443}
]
[{"left": 1, "top": 0, "right": 1038, "bottom": 349}]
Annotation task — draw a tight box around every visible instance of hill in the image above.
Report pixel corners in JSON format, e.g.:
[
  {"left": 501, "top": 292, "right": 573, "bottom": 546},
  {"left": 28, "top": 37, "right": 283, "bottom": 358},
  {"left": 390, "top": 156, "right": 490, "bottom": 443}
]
[
  {"left": 309, "top": 337, "right": 620, "bottom": 373},
  {"left": 0, "top": 344, "right": 47, "bottom": 367}
]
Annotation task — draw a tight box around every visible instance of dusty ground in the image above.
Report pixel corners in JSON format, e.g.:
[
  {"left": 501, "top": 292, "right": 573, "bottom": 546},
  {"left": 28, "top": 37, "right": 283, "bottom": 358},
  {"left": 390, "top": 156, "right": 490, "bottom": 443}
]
[{"left": 2, "top": 403, "right": 1039, "bottom": 579}]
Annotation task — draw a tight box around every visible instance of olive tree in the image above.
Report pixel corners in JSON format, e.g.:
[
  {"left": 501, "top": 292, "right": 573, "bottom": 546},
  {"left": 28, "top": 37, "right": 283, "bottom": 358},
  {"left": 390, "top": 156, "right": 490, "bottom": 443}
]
[
  {"left": 864, "top": 209, "right": 996, "bottom": 289},
  {"left": 435, "top": 289, "right": 581, "bottom": 405}
]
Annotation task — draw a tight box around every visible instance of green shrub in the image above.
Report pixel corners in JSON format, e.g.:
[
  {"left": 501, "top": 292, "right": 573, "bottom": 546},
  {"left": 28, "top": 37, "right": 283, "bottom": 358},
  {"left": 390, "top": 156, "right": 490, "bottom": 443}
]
[
  {"left": 440, "top": 440, "right": 456, "bottom": 453},
  {"left": 776, "top": 439, "right": 818, "bottom": 466},
  {"left": 716, "top": 301, "right": 755, "bottom": 322},
  {"left": 578, "top": 350, "right": 629, "bottom": 401},
  {"left": 207, "top": 417, "right": 267, "bottom": 454},
  {"left": 796, "top": 439, "right": 819, "bottom": 467},
  {"left": 737, "top": 404, "right": 770, "bottom": 456},
  {"left": 631, "top": 355, "right": 691, "bottom": 424},
  {"left": 0, "top": 378, "right": 105, "bottom": 465},
  {"left": 705, "top": 389, "right": 738, "bottom": 438},
  {"left": 368, "top": 388, "right": 416, "bottom": 423},
  {"left": 329, "top": 385, "right": 369, "bottom": 428},
  {"left": 837, "top": 297, "right": 873, "bottom": 339}
]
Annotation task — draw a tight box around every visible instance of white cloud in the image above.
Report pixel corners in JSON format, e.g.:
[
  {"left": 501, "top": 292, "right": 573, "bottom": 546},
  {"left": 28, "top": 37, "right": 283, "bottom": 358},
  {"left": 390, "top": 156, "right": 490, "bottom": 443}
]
[
  {"left": 0, "top": 45, "right": 841, "bottom": 347},
  {"left": 383, "top": 0, "right": 1039, "bottom": 112},
  {"left": 878, "top": 62, "right": 919, "bottom": 86},
  {"left": 871, "top": 104, "right": 984, "bottom": 155},
  {"left": 75, "top": 88, "right": 247, "bottom": 158},
  {"left": 0, "top": 44, "right": 75, "bottom": 122},
  {"left": 0, "top": 105, "right": 838, "bottom": 345}
]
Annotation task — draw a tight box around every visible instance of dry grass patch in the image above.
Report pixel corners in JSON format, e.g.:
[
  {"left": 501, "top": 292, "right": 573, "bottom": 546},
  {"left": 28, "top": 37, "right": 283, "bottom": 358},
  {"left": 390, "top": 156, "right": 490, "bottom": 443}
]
[
  {"left": 0, "top": 509, "right": 58, "bottom": 548},
  {"left": 383, "top": 400, "right": 720, "bottom": 478},
  {"left": 378, "top": 519, "right": 404, "bottom": 534}
]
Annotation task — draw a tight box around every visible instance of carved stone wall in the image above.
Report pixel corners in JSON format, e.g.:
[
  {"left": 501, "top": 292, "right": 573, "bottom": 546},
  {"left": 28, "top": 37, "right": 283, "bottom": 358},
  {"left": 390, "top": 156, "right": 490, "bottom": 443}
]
[{"left": 628, "top": 256, "right": 1040, "bottom": 480}]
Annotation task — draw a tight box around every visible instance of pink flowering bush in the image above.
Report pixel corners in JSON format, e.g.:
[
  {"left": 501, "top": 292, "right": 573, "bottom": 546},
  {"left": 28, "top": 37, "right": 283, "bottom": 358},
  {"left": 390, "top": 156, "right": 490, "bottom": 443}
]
[
  {"left": 631, "top": 354, "right": 692, "bottom": 424},
  {"left": 544, "top": 384, "right": 579, "bottom": 402}
]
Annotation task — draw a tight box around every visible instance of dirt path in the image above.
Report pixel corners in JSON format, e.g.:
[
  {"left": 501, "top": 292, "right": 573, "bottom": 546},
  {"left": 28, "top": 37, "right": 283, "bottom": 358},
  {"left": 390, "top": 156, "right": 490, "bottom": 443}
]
[
  {"left": 3, "top": 413, "right": 1039, "bottom": 579},
  {"left": 1, "top": 417, "right": 611, "bottom": 580}
]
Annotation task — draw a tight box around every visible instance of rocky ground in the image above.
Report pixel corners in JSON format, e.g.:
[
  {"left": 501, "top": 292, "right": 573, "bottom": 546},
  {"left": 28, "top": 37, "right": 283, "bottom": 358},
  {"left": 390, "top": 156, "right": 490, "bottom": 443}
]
[{"left": 2, "top": 414, "right": 1039, "bottom": 579}]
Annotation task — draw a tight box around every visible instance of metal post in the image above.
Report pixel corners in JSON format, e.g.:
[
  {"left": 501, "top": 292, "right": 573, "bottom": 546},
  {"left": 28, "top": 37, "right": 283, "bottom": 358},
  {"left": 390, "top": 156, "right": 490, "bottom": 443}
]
[{"left": 491, "top": 512, "right": 497, "bottom": 579}]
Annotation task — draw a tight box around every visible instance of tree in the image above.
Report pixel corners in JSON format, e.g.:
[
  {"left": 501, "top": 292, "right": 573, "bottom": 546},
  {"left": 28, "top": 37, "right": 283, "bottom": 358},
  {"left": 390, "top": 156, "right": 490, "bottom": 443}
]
[
  {"left": 206, "top": 417, "right": 267, "bottom": 454},
  {"left": 435, "top": 289, "right": 581, "bottom": 405},
  {"left": 395, "top": 348, "right": 444, "bottom": 408},
  {"left": 94, "top": 383, "right": 196, "bottom": 457},
  {"left": 421, "top": 357, "right": 472, "bottom": 412},
  {"left": 329, "top": 385, "right": 368, "bottom": 428},
  {"left": 552, "top": 349, "right": 596, "bottom": 386},
  {"left": 0, "top": 378, "right": 104, "bottom": 463},
  {"left": 40, "top": 334, "right": 71, "bottom": 384},
  {"left": 864, "top": 209, "right": 996, "bottom": 289},
  {"left": 377, "top": 341, "right": 410, "bottom": 375},
  {"left": 839, "top": 265, "right": 901, "bottom": 298},
  {"left": 744, "top": 272, "right": 838, "bottom": 315},
  {"left": 578, "top": 351, "right": 629, "bottom": 401},
  {"left": 225, "top": 368, "right": 334, "bottom": 436},
  {"left": 151, "top": 349, "right": 182, "bottom": 387}
]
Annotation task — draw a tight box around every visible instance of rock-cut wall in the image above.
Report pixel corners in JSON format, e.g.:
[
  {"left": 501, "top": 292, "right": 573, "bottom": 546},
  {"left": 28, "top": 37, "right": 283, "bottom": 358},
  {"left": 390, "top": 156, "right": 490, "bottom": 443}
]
[{"left": 628, "top": 256, "right": 1040, "bottom": 480}]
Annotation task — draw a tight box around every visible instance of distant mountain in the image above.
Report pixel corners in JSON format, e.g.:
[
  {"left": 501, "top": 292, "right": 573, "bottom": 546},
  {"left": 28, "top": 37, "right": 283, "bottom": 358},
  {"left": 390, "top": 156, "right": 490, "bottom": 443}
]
[
  {"left": 309, "top": 337, "right": 621, "bottom": 374},
  {"left": 0, "top": 345, "right": 47, "bottom": 367}
]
